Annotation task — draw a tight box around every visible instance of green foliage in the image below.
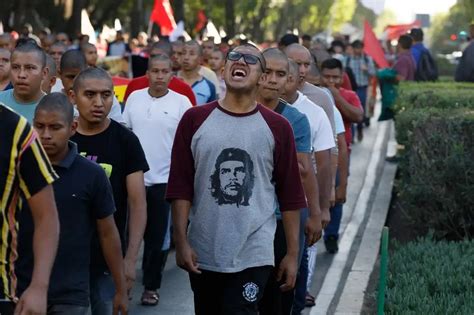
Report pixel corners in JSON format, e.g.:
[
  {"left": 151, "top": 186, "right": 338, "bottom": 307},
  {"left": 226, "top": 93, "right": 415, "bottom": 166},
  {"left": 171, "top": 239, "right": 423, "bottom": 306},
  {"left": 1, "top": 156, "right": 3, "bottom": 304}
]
[
  {"left": 430, "top": 1, "right": 472, "bottom": 54},
  {"left": 394, "top": 82, "right": 474, "bottom": 240},
  {"left": 386, "top": 236, "right": 474, "bottom": 314}
]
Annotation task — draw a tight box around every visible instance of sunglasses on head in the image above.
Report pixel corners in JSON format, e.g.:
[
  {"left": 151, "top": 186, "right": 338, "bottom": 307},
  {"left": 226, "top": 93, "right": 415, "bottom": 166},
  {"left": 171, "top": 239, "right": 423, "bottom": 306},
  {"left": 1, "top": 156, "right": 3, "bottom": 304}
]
[{"left": 226, "top": 51, "right": 264, "bottom": 71}]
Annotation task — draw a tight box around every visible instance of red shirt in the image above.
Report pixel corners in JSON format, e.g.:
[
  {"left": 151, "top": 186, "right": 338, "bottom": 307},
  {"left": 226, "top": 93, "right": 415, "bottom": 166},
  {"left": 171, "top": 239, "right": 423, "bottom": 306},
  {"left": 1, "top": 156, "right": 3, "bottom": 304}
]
[
  {"left": 338, "top": 88, "right": 362, "bottom": 152},
  {"left": 124, "top": 76, "right": 197, "bottom": 105},
  {"left": 341, "top": 72, "right": 353, "bottom": 90}
]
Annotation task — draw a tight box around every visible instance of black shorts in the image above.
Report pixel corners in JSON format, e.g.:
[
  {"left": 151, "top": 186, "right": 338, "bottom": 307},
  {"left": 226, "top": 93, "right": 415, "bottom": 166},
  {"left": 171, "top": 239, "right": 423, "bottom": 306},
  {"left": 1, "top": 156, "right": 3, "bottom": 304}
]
[
  {"left": 189, "top": 265, "right": 272, "bottom": 315},
  {"left": 0, "top": 301, "right": 15, "bottom": 315}
]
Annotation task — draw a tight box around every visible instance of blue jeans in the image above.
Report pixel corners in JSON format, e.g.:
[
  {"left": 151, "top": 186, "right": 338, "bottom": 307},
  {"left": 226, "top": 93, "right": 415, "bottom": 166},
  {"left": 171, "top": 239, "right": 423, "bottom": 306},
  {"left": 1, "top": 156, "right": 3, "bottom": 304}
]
[
  {"left": 324, "top": 202, "right": 343, "bottom": 240},
  {"left": 90, "top": 270, "right": 114, "bottom": 315},
  {"left": 324, "top": 170, "right": 343, "bottom": 240},
  {"left": 292, "top": 245, "right": 309, "bottom": 315},
  {"left": 356, "top": 86, "right": 368, "bottom": 129}
]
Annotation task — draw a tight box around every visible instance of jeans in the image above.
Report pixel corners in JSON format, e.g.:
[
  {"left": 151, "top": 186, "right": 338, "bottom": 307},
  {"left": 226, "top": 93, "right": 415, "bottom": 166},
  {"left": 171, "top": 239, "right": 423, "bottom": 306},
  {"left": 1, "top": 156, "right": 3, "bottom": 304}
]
[
  {"left": 356, "top": 86, "right": 368, "bottom": 129},
  {"left": 292, "top": 245, "right": 309, "bottom": 315},
  {"left": 324, "top": 203, "right": 343, "bottom": 240},
  {"left": 90, "top": 270, "right": 114, "bottom": 315}
]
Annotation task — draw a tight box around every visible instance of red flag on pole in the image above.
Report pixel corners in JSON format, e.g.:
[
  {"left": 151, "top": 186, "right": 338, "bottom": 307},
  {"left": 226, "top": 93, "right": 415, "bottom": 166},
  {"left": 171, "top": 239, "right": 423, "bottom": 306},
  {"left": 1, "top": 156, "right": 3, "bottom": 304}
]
[
  {"left": 384, "top": 21, "right": 421, "bottom": 40},
  {"left": 363, "top": 20, "right": 389, "bottom": 69},
  {"left": 194, "top": 10, "right": 207, "bottom": 33},
  {"left": 150, "top": 0, "right": 176, "bottom": 36}
]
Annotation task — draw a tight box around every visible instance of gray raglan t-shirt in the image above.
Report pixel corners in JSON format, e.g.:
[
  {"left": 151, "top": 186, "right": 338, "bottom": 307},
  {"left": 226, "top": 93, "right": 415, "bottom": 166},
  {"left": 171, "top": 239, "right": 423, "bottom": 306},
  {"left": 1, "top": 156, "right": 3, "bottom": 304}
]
[{"left": 166, "top": 101, "right": 307, "bottom": 273}]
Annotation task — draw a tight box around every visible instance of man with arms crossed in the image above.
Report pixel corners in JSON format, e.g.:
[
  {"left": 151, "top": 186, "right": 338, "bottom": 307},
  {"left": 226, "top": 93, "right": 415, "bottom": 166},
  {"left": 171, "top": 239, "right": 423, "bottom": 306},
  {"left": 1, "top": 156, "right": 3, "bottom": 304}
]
[
  {"left": 71, "top": 68, "right": 148, "bottom": 314},
  {"left": 166, "top": 44, "right": 306, "bottom": 314},
  {"left": 16, "top": 93, "right": 128, "bottom": 314},
  {"left": 0, "top": 104, "right": 59, "bottom": 314}
]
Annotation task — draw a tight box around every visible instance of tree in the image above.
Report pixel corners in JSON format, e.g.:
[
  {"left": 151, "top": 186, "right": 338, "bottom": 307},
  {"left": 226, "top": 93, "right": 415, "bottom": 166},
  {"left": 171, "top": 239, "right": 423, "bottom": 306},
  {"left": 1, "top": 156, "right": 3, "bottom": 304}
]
[{"left": 374, "top": 9, "right": 397, "bottom": 36}]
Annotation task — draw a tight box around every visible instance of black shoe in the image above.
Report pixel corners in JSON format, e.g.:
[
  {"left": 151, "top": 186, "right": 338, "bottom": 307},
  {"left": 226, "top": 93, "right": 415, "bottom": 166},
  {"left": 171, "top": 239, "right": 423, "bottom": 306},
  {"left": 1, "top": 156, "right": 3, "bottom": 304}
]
[{"left": 325, "top": 236, "right": 339, "bottom": 254}]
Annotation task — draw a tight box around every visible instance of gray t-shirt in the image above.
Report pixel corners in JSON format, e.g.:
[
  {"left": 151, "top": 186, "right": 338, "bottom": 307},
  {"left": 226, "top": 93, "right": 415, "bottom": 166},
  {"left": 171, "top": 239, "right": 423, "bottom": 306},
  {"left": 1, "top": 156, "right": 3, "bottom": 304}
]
[
  {"left": 166, "top": 101, "right": 307, "bottom": 273},
  {"left": 300, "top": 82, "right": 338, "bottom": 155}
]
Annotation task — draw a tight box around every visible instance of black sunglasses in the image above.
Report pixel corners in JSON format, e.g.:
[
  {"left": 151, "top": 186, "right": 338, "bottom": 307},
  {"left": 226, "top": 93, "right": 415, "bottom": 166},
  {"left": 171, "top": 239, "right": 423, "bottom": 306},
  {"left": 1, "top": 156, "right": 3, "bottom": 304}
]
[{"left": 226, "top": 51, "right": 264, "bottom": 72}]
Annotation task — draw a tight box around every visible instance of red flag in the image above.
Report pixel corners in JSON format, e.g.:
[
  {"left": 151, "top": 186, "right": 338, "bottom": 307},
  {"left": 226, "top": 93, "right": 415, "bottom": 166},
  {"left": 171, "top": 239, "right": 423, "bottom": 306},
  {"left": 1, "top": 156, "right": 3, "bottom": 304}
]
[
  {"left": 194, "top": 10, "right": 207, "bottom": 33},
  {"left": 363, "top": 20, "right": 389, "bottom": 69},
  {"left": 384, "top": 21, "right": 421, "bottom": 40},
  {"left": 150, "top": 0, "right": 176, "bottom": 36}
]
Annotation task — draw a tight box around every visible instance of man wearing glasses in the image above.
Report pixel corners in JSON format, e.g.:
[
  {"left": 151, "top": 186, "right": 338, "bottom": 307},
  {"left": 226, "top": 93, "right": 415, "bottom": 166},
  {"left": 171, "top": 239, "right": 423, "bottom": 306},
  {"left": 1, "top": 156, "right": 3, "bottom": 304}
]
[{"left": 166, "top": 45, "right": 306, "bottom": 315}]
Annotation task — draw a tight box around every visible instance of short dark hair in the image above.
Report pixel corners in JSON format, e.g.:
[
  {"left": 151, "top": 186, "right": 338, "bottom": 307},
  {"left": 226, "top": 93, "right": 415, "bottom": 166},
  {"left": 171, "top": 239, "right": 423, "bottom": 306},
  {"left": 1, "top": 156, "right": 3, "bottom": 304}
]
[
  {"left": 148, "top": 54, "right": 172, "bottom": 70},
  {"left": 321, "top": 58, "right": 343, "bottom": 72},
  {"left": 184, "top": 40, "right": 203, "bottom": 56},
  {"left": 398, "top": 35, "right": 413, "bottom": 50},
  {"left": 410, "top": 28, "right": 424, "bottom": 42},
  {"left": 262, "top": 47, "right": 289, "bottom": 71},
  {"left": 351, "top": 40, "right": 363, "bottom": 48},
  {"left": 12, "top": 42, "right": 46, "bottom": 68},
  {"left": 45, "top": 55, "right": 57, "bottom": 76},
  {"left": 73, "top": 67, "right": 112, "bottom": 92},
  {"left": 279, "top": 34, "right": 299, "bottom": 47},
  {"left": 35, "top": 92, "right": 74, "bottom": 124},
  {"left": 302, "top": 34, "right": 311, "bottom": 41},
  {"left": 211, "top": 48, "right": 225, "bottom": 59},
  {"left": 60, "top": 50, "right": 87, "bottom": 72},
  {"left": 151, "top": 40, "right": 172, "bottom": 57}
]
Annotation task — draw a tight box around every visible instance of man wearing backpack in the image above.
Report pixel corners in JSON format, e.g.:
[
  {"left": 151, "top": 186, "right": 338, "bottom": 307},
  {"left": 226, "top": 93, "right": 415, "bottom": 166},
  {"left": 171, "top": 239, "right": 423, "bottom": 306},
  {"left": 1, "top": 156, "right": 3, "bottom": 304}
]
[{"left": 410, "top": 28, "right": 438, "bottom": 81}]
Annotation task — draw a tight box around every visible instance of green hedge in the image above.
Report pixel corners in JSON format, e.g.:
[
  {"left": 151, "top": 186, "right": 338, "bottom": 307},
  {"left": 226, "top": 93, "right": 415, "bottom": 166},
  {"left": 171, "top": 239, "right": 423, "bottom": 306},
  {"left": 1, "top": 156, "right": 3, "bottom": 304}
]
[
  {"left": 386, "top": 236, "right": 474, "bottom": 314},
  {"left": 394, "top": 83, "right": 474, "bottom": 239}
]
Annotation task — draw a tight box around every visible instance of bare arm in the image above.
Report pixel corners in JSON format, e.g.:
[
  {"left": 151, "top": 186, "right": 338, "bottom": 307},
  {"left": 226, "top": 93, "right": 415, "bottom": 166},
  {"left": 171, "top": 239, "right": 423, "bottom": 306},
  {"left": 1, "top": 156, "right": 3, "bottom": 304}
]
[
  {"left": 172, "top": 199, "right": 200, "bottom": 274},
  {"left": 16, "top": 185, "right": 59, "bottom": 315},
  {"left": 336, "top": 133, "right": 349, "bottom": 204},
  {"left": 124, "top": 171, "right": 147, "bottom": 289},
  {"left": 314, "top": 149, "right": 332, "bottom": 215},
  {"left": 97, "top": 216, "right": 128, "bottom": 314},
  {"left": 297, "top": 152, "right": 322, "bottom": 246},
  {"left": 330, "top": 87, "right": 364, "bottom": 123}
]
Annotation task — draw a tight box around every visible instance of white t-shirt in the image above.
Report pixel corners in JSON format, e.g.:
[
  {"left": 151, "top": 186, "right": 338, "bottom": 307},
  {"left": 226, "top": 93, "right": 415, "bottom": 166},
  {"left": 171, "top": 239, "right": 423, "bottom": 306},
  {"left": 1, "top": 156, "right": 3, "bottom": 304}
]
[
  {"left": 290, "top": 91, "right": 335, "bottom": 152},
  {"left": 123, "top": 88, "right": 192, "bottom": 185},
  {"left": 334, "top": 106, "right": 345, "bottom": 135}
]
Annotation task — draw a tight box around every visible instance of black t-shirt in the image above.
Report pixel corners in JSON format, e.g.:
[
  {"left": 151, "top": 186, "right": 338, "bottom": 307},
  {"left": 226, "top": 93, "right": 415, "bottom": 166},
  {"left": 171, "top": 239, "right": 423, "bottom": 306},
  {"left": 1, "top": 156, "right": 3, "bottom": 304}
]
[
  {"left": 16, "top": 142, "right": 116, "bottom": 306},
  {"left": 71, "top": 120, "right": 149, "bottom": 271}
]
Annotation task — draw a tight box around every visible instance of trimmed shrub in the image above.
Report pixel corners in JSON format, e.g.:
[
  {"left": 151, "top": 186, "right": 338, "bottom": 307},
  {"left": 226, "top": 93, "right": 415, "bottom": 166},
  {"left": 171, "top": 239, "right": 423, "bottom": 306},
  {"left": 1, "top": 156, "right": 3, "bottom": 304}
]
[
  {"left": 394, "top": 81, "right": 474, "bottom": 239},
  {"left": 386, "top": 236, "right": 474, "bottom": 314}
]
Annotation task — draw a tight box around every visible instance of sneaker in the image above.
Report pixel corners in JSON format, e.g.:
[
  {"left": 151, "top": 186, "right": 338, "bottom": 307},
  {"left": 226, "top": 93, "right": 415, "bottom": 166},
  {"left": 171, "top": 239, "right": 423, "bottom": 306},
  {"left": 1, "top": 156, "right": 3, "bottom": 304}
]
[{"left": 325, "top": 236, "right": 339, "bottom": 254}]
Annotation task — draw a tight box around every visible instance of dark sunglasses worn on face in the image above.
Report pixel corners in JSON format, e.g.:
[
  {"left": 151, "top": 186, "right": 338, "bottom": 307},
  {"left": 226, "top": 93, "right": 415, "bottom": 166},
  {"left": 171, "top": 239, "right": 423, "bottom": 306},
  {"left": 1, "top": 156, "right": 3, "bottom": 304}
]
[{"left": 226, "top": 51, "right": 264, "bottom": 72}]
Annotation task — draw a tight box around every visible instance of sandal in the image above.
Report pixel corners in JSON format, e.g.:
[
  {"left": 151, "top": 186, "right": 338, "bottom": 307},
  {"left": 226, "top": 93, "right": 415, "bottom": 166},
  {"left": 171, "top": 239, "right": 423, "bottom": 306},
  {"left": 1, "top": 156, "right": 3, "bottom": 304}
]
[
  {"left": 305, "top": 293, "right": 316, "bottom": 307},
  {"left": 141, "top": 290, "right": 159, "bottom": 306}
]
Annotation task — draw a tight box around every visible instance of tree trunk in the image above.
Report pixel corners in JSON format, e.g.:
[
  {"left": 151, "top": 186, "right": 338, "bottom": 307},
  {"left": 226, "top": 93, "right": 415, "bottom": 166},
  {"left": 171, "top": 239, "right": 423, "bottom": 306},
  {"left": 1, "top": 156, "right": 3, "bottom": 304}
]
[
  {"left": 173, "top": 0, "right": 185, "bottom": 23},
  {"left": 131, "top": 0, "right": 143, "bottom": 38},
  {"left": 225, "top": 0, "right": 235, "bottom": 38}
]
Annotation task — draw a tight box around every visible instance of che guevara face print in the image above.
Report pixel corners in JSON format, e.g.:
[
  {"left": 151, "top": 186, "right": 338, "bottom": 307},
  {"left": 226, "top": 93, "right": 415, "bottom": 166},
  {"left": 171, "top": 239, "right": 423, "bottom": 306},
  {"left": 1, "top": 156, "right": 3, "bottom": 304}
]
[{"left": 210, "top": 148, "right": 255, "bottom": 207}]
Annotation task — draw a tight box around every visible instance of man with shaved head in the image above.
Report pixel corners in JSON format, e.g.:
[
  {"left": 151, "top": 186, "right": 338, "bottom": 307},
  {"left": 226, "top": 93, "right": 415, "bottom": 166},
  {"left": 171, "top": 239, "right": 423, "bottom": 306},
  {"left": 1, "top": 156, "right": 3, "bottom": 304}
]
[
  {"left": 124, "top": 54, "right": 192, "bottom": 306},
  {"left": 285, "top": 43, "right": 336, "bottom": 242},
  {"left": 257, "top": 48, "right": 323, "bottom": 315},
  {"left": 0, "top": 43, "right": 47, "bottom": 122},
  {"left": 71, "top": 68, "right": 148, "bottom": 315},
  {"left": 0, "top": 33, "right": 14, "bottom": 51},
  {"left": 124, "top": 41, "right": 196, "bottom": 105},
  {"left": 178, "top": 40, "right": 217, "bottom": 104},
  {"left": 166, "top": 44, "right": 306, "bottom": 314}
]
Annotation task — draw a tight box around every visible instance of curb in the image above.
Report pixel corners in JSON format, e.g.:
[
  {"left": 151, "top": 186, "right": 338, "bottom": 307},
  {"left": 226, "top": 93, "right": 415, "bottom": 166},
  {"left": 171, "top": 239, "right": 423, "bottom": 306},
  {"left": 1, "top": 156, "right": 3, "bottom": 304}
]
[{"left": 334, "top": 121, "right": 398, "bottom": 314}]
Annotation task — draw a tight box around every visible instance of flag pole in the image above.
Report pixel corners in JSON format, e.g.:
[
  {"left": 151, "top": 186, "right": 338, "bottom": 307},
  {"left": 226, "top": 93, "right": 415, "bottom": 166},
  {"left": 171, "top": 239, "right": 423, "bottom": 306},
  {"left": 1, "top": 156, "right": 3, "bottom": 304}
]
[{"left": 147, "top": 20, "right": 153, "bottom": 38}]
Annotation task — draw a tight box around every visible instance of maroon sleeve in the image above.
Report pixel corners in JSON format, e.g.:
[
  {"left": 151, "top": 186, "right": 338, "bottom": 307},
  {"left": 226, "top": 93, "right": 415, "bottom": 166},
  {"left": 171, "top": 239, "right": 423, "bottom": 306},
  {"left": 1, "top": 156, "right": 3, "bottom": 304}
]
[
  {"left": 169, "top": 77, "right": 197, "bottom": 106},
  {"left": 124, "top": 76, "right": 149, "bottom": 102},
  {"left": 393, "top": 57, "right": 410, "bottom": 80},
  {"left": 166, "top": 102, "right": 218, "bottom": 202},
  {"left": 258, "top": 106, "right": 307, "bottom": 211}
]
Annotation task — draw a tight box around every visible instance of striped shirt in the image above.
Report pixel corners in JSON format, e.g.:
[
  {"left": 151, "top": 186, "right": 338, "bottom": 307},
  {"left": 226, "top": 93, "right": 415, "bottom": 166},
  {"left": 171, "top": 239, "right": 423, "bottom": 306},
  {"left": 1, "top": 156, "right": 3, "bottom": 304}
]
[
  {"left": 346, "top": 55, "right": 376, "bottom": 87},
  {"left": 0, "top": 104, "right": 57, "bottom": 301}
]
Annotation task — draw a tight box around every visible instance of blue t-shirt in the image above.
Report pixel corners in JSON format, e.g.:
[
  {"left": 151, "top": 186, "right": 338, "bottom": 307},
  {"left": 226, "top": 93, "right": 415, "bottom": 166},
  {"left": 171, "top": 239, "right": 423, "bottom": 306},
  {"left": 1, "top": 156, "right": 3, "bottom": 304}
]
[
  {"left": 411, "top": 43, "right": 427, "bottom": 67},
  {"left": 192, "top": 77, "right": 217, "bottom": 105},
  {"left": 275, "top": 100, "right": 311, "bottom": 218},
  {"left": 0, "top": 89, "right": 44, "bottom": 123}
]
